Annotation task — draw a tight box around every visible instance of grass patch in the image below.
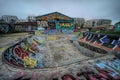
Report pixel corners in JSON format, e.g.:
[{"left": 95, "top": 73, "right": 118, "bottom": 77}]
[{"left": 89, "top": 30, "right": 120, "bottom": 35}]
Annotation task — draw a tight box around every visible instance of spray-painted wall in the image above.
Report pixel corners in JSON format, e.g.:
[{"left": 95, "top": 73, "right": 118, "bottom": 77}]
[
  {"left": 56, "top": 20, "right": 74, "bottom": 30},
  {"left": 78, "top": 32, "right": 120, "bottom": 51},
  {"left": 3, "top": 36, "right": 46, "bottom": 68},
  {"left": 36, "top": 12, "right": 74, "bottom": 30},
  {"left": 0, "top": 24, "right": 9, "bottom": 33}
]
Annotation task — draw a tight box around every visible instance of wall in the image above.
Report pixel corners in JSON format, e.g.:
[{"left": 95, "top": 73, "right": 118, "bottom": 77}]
[
  {"left": 36, "top": 12, "right": 74, "bottom": 30},
  {"left": 56, "top": 20, "right": 74, "bottom": 30},
  {"left": 78, "top": 32, "right": 120, "bottom": 51},
  {"left": 3, "top": 36, "right": 46, "bottom": 68},
  {"left": 0, "top": 24, "right": 9, "bottom": 33},
  {"left": 115, "top": 22, "right": 120, "bottom": 31}
]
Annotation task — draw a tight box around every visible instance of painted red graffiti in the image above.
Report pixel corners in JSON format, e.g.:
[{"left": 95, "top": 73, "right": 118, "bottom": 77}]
[{"left": 14, "top": 45, "right": 29, "bottom": 59}]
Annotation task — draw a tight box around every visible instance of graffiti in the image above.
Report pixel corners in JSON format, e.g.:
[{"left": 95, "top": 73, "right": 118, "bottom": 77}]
[
  {"left": 37, "top": 20, "right": 48, "bottom": 28},
  {"left": 13, "top": 45, "right": 29, "bottom": 59},
  {"left": 62, "top": 30, "right": 73, "bottom": 34},
  {"left": 78, "top": 32, "right": 120, "bottom": 51},
  {"left": 75, "top": 58, "right": 120, "bottom": 80},
  {"left": 95, "top": 60, "right": 120, "bottom": 79},
  {"left": 35, "top": 30, "right": 42, "bottom": 36},
  {"left": 0, "top": 24, "right": 9, "bottom": 33},
  {"left": 11, "top": 60, "right": 120, "bottom": 80},
  {"left": 59, "top": 22, "right": 71, "bottom": 28},
  {"left": 4, "top": 48, "right": 25, "bottom": 67},
  {"left": 36, "top": 12, "right": 72, "bottom": 21},
  {"left": 46, "top": 35, "right": 60, "bottom": 41},
  {"left": 3, "top": 36, "right": 47, "bottom": 68},
  {"left": 33, "top": 36, "right": 46, "bottom": 44},
  {"left": 44, "top": 29, "right": 58, "bottom": 34},
  {"left": 23, "top": 56, "right": 37, "bottom": 67},
  {"left": 48, "top": 21, "right": 56, "bottom": 29},
  {"left": 56, "top": 21, "right": 74, "bottom": 30},
  {"left": 78, "top": 41, "right": 107, "bottom": 54}
]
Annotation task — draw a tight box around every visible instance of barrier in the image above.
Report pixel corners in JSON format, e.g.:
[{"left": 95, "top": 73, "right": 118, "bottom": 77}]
[{"left": 78, "top": 32, "right": 120, "bottom": 51}]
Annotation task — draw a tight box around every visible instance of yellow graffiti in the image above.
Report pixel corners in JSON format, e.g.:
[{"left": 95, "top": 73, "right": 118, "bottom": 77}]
[
  {"left": 24, "top": 56, "right": 37, "bottom": 67},
  {"left": 32, "top": 40, "right": 37, "bottom": 45},
  {"left": 22, "top": 43, "right": 35, "bottom": 53},
  {"left": 59, "top": 23, "right": 71, "bottom": 28},
  {"left": 54, "top": 47, "right": 66, "bottom": 51},
  {"left": 35, "top": 30, "right": 42, "bottom": 36},
  {"left": 46, "top": 36, "right": 60, "bottom": 41},
  {"left": 0, "top": 46, "right": 9, "bottom": 51}
]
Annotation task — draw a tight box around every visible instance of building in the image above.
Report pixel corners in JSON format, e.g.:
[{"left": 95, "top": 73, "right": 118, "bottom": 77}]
[
  {"left": 28, "top": 16, "right": 36, "bottom": 22},
  {"left": 15, "top": 19, "right": 28, "bottom": 23},
  {"left": 1, "top": 15, "right": 18, "bottom": 23},
  {"left": 14, "top": 22, "right": 37, "bottom": 32},
  {"left": 36, "top": 12, "right": 74, "bottom": 30},
  {"left": 84, "top": 20, "right": 93, "bottom": 28},
  {"left": 92, "top": 24, "right": 114, "bottom": 31},
  {"left": 73, "top": 18, "right": 85, "bottom": 31},
  {"left": 84, "top": 19, "right": 111, "bottom": 28},
  {"left": 114, "top": 21, "right": 120, "bottom": 31}
]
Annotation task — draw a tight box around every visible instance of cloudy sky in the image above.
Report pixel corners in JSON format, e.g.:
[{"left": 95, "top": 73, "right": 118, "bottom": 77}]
[{"left": 0, "top": 0, "right": 120, "bottom": 24}]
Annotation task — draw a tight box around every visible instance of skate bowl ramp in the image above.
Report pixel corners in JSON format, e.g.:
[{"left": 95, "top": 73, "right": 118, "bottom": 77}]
[
  {"left": 78, "top": 32, "right": 120, "bottom": 51},
  {"left": 2, "top": 36, "right": 47, "bottom": 68},
  {"left": 2, "top": 35, "right": 92, "bottom": 69}
]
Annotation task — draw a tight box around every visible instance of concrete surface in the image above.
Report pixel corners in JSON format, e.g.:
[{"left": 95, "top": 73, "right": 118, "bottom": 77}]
[{"left": 0, "top": 33, "right": 115, "bottom": 80}]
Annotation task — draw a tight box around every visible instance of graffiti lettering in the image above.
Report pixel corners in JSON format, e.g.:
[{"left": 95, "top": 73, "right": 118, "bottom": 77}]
[
  {"left": 78, "top": 32, "right": 120, "bottom": 51},
  {"left": 14, "top": 45, "right": 29, "bottom": 59},
  {"left": 44, "top": 30, "right": 58, "bottom": 34}
]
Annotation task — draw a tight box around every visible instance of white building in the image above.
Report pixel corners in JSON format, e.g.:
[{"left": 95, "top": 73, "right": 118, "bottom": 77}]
[
  {"left": 28, "top": 16, "right": 36, "bottom": 22},
  {"left": 74, "top": 18, "right": 85, "bottom": 26},
  {"left": 73, "top": 18, "right": 85, "bottom": 31},
  {"left": 2, "top": 15, "right": 18, "bottom": 23},
  {"left": 84, "top": 19, "right": 111, "bottom": 28},
  {"left": 15, "top": 19, "right": 28, "bottom": 23}
]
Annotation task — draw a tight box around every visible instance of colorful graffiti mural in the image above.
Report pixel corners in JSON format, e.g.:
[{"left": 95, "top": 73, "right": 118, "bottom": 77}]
[
  {"left": 0, "top": 24, "right": 9, "bottom": 33},
  {"left": 36, "top": 12, "right": 74, "bottom": 30},
  {"left": 3, "top": 36, "right": 46, "bottom": 68},
  {"left": 78, "top": 32, "right": 120, "bottom": 51},
  {"left": 36, "top": 12, "right": 72, "bottom": 21},
  {"left": 2, "top": 35, "right": 120, "bottom": 79},
  {"left": 37, "top": 20, "right": 48, "bottom": 28},
  {"left": 44, "top": 30, "right": 58, "bottom": 34},
  {"left": 46, "top": 35, "right": 61, "bottom": 41},
  {"left": 9, "top": 57, "right": 120, "bottom": 80},
  {"left": 56, "top": 20, "right": 74, "bottom": 30}
]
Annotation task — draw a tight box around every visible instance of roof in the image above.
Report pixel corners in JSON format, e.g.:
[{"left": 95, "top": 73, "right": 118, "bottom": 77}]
[
  {"left": 0, "top": 22, "right": 9, "bottom": 25},
  {"left": 115, "top": 21, "right": 120, "bottom": 25},
  {"left": 36, "top": 12, "right": 73, "bottom": 21},
  {"left": 14, "top": 22, "right": 37, "bottom": 26}
]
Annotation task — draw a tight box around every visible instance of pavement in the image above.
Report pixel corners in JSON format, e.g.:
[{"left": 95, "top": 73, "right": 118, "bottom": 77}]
[{"left": 0, "top": 33, "right": 29, "bottom": 49}]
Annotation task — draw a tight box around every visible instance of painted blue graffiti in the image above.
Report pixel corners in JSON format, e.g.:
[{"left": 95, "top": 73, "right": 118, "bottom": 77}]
[
  {"left": 81, "top": 32, "right": 120, "bottom": 49},
  {"left": 4, "top": 48, "right": 24, "bottom": 66},
  {"left": 0, "top": 25, "right": 9, "bottom": 33},
  {"left": 62, "top": 30, "right": 73, "bottom": 34},
  {"left": 96, "top": 61, "right": 120, "bottom": 77},
  {"left": 44, "top": 30, "right": 58, "bottom": 34}
]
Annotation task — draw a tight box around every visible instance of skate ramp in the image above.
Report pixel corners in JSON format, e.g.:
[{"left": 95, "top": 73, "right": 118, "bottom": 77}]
[
  {"left": 78, "top": 32, "right": 120, "bottom": 51},
  {"left": 3, "top": 35, "right": 91, "bottom": 69},
  {"left": 3, "top": 36, "right": 47, "bottom": 68}
]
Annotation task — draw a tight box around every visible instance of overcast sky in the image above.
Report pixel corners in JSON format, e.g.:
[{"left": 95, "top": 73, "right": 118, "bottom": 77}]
[{"left": 0, "top": 0, "right": 120, "bottom": 24}]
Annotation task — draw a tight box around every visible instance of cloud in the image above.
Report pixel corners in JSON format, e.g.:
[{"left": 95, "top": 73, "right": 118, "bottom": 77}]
[{"left": 0, "top": 0, "right": 120, "bottom": 24}]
